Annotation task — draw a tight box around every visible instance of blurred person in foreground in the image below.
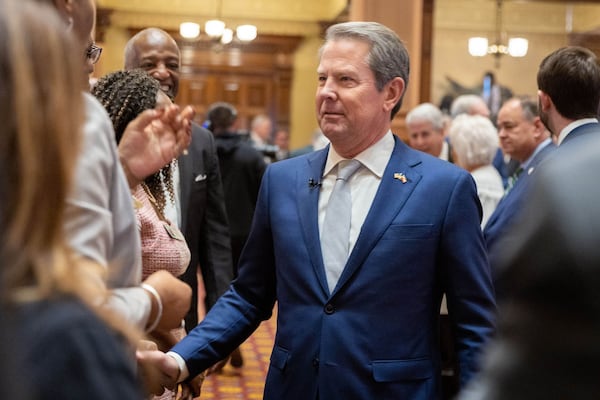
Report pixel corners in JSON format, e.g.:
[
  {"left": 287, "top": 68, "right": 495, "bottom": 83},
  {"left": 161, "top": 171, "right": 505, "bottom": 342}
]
[
  {"left": 139, "top": 21, "right": 496, "bottom": 400},
  {"left": 0, "top": 1, "right": 144, "bottom": 398},
  {"left": 448, "top": 114, "right": 504, "bottom": 228},
  {"left": 33, "top": 0, "right": 194, "bottom": 336},
  {"left": 124, "top": 28, "right": 233, "bottom": 331},
  {"left": 460, "top": 134, "right": 600, "bottom": 400}
]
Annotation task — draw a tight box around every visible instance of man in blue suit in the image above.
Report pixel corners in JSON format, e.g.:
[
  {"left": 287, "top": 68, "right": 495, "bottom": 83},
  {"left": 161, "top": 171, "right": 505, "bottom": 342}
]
[
  {"left": 484, "top": 97, "right": 554, "bottom": 281},
  {"left": 141, "top": 21, "right": 496, "bottom": 400}
]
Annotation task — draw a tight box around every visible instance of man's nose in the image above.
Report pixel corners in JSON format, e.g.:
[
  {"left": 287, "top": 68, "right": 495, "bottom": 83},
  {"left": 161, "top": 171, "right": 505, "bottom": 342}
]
[
  {"left": 318, "top": 79, "right": 337, "bottom": 100},
  {"left": 152, "top": 64, "right": 170, "bottom": 79}
]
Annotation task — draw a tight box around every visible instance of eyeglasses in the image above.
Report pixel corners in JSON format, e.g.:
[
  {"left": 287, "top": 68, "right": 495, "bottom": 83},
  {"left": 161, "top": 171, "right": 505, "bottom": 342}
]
[{"left": 85, "top": 44, "right": 103, "bottom": 64}]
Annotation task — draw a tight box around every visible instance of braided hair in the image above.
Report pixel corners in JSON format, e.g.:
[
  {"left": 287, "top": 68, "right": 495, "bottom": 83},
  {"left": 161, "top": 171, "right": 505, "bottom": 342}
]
[{"left": 91, "top": 69, "right": 175, "bottom": 214}]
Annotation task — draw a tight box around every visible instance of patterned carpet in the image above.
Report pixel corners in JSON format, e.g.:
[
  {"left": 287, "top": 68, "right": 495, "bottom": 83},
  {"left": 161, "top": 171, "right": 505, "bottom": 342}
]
[{"left": 198, "top": 311, "right": 276, "bottom": 399}]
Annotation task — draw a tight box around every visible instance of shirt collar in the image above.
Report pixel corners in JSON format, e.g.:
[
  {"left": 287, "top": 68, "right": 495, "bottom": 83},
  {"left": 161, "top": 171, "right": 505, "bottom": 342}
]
[
  {"left": 521, "top": 138, "right": 552, "bottom": 170},
  {"left": 323, "top": 131, "right": 394, "bottom": 179},
  {"left": 557, "top": 118, "right": 599, "bottom": 145}
]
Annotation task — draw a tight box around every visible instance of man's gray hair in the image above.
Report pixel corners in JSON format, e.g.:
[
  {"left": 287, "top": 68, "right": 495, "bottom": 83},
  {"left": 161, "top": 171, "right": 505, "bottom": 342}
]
[
  {"left": 406, "top": 103, "right": 445, "bottom": 131},
  {"left": 322, "top": 21, "right": 410, "bottom": 119},
  {"left": 450, "top": 94, "right": 487, "bottom": 118}
]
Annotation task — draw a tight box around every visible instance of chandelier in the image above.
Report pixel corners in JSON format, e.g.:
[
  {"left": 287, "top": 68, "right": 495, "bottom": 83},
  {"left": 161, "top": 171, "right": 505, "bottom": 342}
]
[
  {"left": 179, "top": 0, "right": 257, "bottom": 44},
  {"left": 468, "top": 0, "right": 528, "bottom": 61}
]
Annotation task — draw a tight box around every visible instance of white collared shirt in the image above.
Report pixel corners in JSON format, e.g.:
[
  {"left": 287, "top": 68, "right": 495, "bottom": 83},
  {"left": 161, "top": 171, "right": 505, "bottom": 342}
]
[
  {"left": 438, "top": 140, "right": 450, "bottom": 161},
  {"left": 557, "top": 118, "right": 598, "bottom": 145},
  {"left": 520, "top": 138, "right": 552, "bottom": 173},
  {"left": 318, "top": 131, "right": 394, "bottom": 255}
]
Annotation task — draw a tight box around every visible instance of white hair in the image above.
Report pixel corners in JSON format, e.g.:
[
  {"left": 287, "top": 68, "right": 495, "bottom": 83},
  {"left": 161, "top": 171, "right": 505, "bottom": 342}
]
[{"left": 449, "top": 114, "right": 498, "bottom": 168}]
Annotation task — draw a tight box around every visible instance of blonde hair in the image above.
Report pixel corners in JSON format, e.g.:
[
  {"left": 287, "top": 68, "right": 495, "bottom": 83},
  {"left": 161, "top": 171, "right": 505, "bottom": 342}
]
[{"left": 0, "top": 0, "right": 108, "bottom": 311}]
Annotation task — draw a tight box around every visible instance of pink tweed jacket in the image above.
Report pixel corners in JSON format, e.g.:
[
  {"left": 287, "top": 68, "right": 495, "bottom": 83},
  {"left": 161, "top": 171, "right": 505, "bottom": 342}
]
[{"left": 133, "top": 185, "right": 190, "bottom": 280}]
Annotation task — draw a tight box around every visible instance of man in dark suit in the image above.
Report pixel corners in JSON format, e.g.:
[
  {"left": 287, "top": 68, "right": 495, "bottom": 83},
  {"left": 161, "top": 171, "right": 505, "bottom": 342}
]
[
  {"left": 141, "top": 21, "right": 496, "bottom": 400},
  {"left": 537, "top": 46, "right": 600, "bottom": 147},
  {"left": 484, "top": 97, "right": 554, "bottom": 278},
  {"left": 124, "top": 28, "right": 233, "bottom": 330}
]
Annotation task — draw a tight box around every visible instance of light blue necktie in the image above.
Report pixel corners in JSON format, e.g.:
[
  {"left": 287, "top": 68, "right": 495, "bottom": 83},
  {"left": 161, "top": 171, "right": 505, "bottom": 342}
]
[{"left": 322, "top": 159, "right": 362, "bottom": 293}]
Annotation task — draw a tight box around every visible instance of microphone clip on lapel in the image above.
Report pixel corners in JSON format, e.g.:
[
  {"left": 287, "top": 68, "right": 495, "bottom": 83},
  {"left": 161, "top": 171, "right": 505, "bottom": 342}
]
[{"left": 308, "top": 178, "right": 322, "bottom": 189}]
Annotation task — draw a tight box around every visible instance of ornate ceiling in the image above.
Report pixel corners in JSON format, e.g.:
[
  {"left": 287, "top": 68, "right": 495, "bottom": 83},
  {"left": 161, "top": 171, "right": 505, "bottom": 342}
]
[
  {"left": 96, "top": 0, "right": 600, "bottom": 40},
  {"left": 97, "top": 0, "right": 349, "bottom": 37}
]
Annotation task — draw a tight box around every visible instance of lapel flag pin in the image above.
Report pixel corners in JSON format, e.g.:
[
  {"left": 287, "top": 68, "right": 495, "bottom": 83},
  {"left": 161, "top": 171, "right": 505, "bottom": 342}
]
[{"left": 394, "top": 172, "right": 407, "bottom": 183}]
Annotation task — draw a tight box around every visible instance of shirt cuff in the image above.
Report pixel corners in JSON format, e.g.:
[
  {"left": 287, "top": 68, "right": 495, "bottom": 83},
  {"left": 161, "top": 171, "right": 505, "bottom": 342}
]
[{"left": 167, "top": 351, "right": 190, "bottom": 382}]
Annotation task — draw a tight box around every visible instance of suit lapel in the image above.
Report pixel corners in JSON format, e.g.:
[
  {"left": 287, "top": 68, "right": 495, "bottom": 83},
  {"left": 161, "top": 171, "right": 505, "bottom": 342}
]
[
  {"left": 334, "top": 137, "right": 423, "bottom": 294},
  {"left": 297, "top": 148, "right": 329, "bottom": 295}
]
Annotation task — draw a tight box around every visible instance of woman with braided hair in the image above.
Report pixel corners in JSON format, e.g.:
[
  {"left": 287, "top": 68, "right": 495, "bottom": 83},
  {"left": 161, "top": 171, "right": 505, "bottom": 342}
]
[{"left": 92, "top": 69, "right": 192, "bottom": 399}]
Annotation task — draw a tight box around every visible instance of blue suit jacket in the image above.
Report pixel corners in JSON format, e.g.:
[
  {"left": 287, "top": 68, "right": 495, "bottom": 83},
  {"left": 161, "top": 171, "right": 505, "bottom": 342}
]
[
  {"left": 561, "top": 121, "right": 600, "bottom": 146},
  {"left": 484, "top": 141, "right": 556, "bottom": 275},
  {"left": 173, "top": 136, "right": 496, "bottom": 400}
]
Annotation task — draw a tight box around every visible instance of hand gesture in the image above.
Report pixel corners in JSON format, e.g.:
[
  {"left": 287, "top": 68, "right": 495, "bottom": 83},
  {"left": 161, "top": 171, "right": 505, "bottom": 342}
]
[{"left": 118, "top": 104, "right": 195, "bottom": 188}]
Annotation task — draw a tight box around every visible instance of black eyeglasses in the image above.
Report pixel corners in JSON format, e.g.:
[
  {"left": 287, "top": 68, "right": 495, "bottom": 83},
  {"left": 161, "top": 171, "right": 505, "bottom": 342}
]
[{"left": 86, "top": 44, "right": 103, "bottom": 64}]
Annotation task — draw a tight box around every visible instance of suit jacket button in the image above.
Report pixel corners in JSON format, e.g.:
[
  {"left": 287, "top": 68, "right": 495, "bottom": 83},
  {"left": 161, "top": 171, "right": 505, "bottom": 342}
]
[{"left": 324, "top": 303, "right": 335, "bottom": 314}]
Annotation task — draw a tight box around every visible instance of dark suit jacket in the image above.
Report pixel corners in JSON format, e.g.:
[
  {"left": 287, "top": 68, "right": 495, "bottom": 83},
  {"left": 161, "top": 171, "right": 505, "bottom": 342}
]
[
  {"left": 463, "top": 133, "right": 600, "bottom": 400},
  {"left": 12, "top": 297, "right": 143, "bottom": 399},
  {"left": 179, "top": 123, "right": 233, "bottom": 329},
  {"left": 484, "top": 141, "right": 556, "bottom": 278},
  {"left": 173, "top": 136, "right": 496, "bottom": 399},
  {"left": 214, "top": 132, "right": 267, "bottom": 269}
]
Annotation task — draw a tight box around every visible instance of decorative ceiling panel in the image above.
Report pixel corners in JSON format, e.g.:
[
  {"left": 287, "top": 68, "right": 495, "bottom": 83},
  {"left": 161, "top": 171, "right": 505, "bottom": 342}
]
[{"left": 97, "top": 0, "right": 347, "bottom": 22}]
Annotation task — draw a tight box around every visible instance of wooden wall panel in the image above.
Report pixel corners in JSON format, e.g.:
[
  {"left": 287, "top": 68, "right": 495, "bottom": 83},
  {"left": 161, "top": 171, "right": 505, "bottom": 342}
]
[{"left": 170, "top": 34, "right": 303, "bottom": 133}]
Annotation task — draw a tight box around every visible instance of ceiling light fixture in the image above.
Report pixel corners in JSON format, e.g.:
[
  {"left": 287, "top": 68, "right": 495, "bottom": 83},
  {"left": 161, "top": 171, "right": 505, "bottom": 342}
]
[
  {"left": 468, "top": 0, "right": 528, "bottom": 64},
  {"left": 179, "top": 0, "right": 257, "bottom": 44}
]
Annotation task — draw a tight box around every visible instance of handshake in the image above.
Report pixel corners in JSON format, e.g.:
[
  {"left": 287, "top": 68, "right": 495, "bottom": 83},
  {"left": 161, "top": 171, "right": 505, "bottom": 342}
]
[
  {"left": 137, "top": 345, "right": 227, "bottom": 400},
  {"left": 136, "top": 270, "right": 207, "bottom": 399},
  {"left": 136, "top": 345, "right": 196, "bottom": 400},
  {"left": 135, "top": 268, "right": 229, "bottom": 400}
]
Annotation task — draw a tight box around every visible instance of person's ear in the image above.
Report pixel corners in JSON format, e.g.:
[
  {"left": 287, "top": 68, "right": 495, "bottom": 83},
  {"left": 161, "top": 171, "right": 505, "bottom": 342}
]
[
  {"left": 531, "top": 116, "right": 546, "bottom": 139},
  {"left": 537, "top": 90, "right": 552, "bottom": 113},
  {"left": 383, "top": 77, "right": 405, "bottom": 113},
  {"left": 52, "top": 0, "right": 74, "bottom": 29}
]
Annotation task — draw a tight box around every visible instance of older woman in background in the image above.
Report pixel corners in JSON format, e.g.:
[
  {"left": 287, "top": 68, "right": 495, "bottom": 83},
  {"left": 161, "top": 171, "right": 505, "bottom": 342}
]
[
  {"left": 449, "top": 114, "right": 504, "bottom": 228},
  {"left": 0, "top": 1, "right": 143, "bottom": 398}
]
